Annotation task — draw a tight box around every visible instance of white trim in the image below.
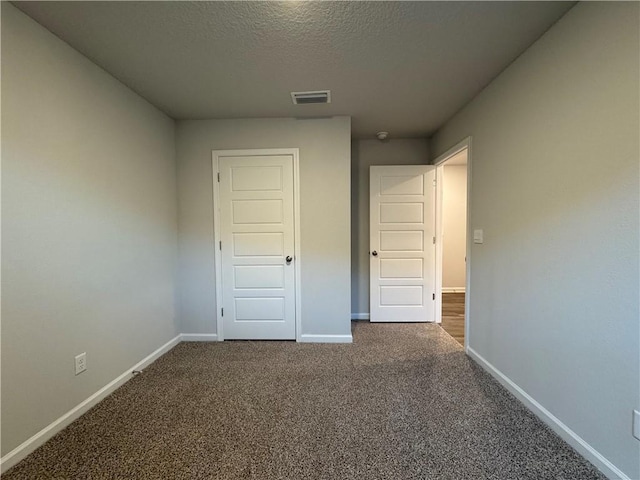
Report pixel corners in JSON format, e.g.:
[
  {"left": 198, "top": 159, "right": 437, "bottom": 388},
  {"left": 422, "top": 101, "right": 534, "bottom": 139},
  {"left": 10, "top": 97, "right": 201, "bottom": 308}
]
[
  {"left": 433, "top": 138, "right": 471, "bottom": 167},
  {"left": 299, "top": 334, "right": 353, "bottom": 344},
  {"left": 351, "top": 313, "right": 370, "bottom": 321},
  {"left": 0, "top": 335, "right": 182, "bottom": 474},
  {"left": 464, "top": 139, "right": 473, "bottom": 353},
  {"left": 212, "top": 153, "right": 224, "bottom": 340},
  {"left": 433, "top": 136, "right": 472, "bottom": 351},
  {"left": 180, "top": 333, "right": 220, "bottom": 342},
  {"left": 435, "top": 166, "right": 444, "bottom": 324},
  {"left": 292, "top": 151, "right": 302, "bottom": 342},
  {"left": 467, "top": 347, "right": 629, "bottom": 480},
  {"left": 442, "top": 287, "right": 466, "bottom": 294},
  {"left": 212, "top": 149, "right": 302, "bottom": 342}
]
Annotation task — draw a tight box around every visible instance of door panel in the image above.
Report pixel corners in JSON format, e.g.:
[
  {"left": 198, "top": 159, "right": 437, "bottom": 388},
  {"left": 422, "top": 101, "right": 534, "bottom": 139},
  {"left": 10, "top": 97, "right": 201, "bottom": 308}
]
[
  {"left": 380, "top": 231, "right": 423, "bottom": 251},
  {"left": 380, "top": 258, "right": 424, "bottom": 278},
  {"left": 234, "top": 265, "right": 284, "bottom": 289},
  {"left": 380, "top": 286, "right": 424, "bottom": 306},
  {"left": 380, "top": 175, "right": 424, "bottom": 195},
  {"left": 219, "top": 154, "right": 296, "bottom": 339},
  {"left": 232, "top": 233, "right": 283, "bottom": 257},
  {"left": 232, "top": 200, "right": 283, "bottom": 224},
  {"left": 231, "top": 165, "right": 283, "bottom": 191},
  {"left": 234, "top": 297, "right": 285, "bottom": 321},
  {"left": 370, "top": 165, "right": 436, "bottom": 322},
  {"left": 380, "top": 203, "right": 424, "bottom": 224}
]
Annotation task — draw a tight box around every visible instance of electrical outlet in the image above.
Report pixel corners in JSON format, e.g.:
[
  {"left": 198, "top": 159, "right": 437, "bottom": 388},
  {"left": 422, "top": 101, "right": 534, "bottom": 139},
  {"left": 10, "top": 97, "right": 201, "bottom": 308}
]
[
  {"left": 75, "top": 352, "right": 87, "bottom": 375},
  {"left": 633, "top": 410, "right": 640, "bottom": 441}
]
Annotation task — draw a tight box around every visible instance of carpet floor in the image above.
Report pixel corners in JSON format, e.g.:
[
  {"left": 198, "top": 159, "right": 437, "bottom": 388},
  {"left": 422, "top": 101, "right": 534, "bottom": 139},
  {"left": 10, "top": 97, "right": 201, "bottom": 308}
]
[{"left": 4, "top": 322, "right": 605, "bottom": 479}]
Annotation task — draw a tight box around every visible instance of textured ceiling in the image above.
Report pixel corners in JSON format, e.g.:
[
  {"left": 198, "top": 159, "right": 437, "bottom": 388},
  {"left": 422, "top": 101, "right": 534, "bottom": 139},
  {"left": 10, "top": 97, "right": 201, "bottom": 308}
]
[{"left": 13, "top": 1, "right": 575, "bottom": 138}]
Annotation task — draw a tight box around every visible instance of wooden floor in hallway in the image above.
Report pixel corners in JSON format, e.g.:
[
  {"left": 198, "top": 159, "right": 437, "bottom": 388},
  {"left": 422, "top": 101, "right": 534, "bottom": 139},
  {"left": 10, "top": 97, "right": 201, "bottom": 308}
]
[{"left": 441, "top": 292, "right": 465, "bottom": 345}]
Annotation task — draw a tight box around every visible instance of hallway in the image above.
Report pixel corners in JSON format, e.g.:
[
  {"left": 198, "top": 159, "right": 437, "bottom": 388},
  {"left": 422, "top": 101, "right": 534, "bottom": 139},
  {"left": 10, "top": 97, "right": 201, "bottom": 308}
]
[{"left": 441, "top": 292, "right": 465, "bottom": 345}]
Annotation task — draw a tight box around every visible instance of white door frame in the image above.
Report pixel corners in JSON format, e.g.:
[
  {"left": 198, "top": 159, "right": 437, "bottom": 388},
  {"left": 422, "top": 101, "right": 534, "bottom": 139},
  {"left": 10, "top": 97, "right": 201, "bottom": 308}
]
[
  {"left": 433, "top": 137, "right": 472, "bottom": 353},
  {"left": 212, "top": 148, "right": 302, "bottom": 342}
]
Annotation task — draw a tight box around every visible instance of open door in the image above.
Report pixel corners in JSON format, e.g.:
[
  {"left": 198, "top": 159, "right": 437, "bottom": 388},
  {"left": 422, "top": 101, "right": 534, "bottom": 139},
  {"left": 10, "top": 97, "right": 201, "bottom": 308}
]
[{"left": 369, "top": 165, "right": 436, "bottom": 322}]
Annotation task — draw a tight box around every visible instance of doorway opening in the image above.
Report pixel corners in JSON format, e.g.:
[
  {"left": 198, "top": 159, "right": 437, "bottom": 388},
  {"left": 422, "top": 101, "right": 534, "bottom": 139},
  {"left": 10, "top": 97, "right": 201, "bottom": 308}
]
[{"left": 434, "top": 138, "right": 471, "bottom": 349}]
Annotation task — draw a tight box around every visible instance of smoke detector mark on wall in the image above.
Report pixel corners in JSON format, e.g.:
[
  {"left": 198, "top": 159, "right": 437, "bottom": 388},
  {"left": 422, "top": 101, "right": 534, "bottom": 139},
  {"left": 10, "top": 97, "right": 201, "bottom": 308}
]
[{"left": 291, "top": 90, "right": 331, "bottom": 105}]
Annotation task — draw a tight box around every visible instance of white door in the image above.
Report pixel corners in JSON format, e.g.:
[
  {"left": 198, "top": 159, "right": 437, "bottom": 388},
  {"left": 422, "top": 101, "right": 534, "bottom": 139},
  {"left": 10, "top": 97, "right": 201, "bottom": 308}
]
[
  {"left": 370, "top": 166, "right": 436, "bottom": 322},
  {"left": 216, "top": 151, "right": 297, "bottom": 339}
]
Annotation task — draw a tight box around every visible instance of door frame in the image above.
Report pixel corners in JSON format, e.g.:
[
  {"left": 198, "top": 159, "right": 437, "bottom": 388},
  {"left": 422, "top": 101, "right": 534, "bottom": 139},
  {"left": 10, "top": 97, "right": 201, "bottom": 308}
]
[
  {"left": 433, "top": 137, "right": 472, "bottom": 352},
  {"left": 212, "top": 148, "right": 302, "bottom": 341}
]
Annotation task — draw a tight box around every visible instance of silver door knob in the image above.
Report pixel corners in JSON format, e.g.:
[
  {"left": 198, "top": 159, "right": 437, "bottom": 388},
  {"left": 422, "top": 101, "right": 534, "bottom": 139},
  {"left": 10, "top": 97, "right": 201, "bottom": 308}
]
[
  {"left": 286, "top": 256, "right": 293, "bottom": 264},
  {"left": 372, "top": 251, "right": 378, "bottom": 256}
]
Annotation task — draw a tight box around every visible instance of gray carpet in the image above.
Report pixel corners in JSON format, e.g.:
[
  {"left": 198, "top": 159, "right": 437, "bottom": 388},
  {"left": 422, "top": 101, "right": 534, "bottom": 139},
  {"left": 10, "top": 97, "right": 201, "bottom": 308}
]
[{"left": 4, "top": 322, "right": 605, "bottom": 479}]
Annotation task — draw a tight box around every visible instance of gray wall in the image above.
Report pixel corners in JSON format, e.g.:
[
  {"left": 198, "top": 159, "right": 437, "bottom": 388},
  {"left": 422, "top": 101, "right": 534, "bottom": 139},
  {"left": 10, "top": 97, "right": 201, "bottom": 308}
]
[
  {"left": 351, "top": 139, "right": 429, "bottom": 316},
  {"left": 431, "top": 3, "right": 639, "bottom": 478},
  {"left": 176, "top": 117, "right": 352, "bottom": 337},
  {"left": 1, "top": 4, "right": 179, "bottom": 456}
]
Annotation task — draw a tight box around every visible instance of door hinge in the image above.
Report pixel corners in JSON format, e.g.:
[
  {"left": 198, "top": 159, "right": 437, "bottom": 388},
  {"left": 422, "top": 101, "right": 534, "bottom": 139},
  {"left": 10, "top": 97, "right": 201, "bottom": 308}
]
[
  {"left": 217, "top": 172, "right": 220, "bottom": 182},
  {"left": 433, "top": 179, "right": 436, "bottom": 186},
  {"left": 219, "top": 241, "right": 222, "bottom": 250},
  {"left": 432, "top": 293, "right": 435, "bottom": 301},
  {"left": 221, "top": 308, "right": 224, "bottom": 317},
  {"left": 433, "top": 236, "right": 436, "bottom": 244}
]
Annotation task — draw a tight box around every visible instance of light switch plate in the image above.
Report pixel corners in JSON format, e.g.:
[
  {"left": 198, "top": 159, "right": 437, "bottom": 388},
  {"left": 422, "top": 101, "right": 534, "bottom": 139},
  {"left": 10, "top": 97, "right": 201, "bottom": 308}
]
[
  {"left": 473, "top": 229, "right": 484, "bottom": 244},
  {"left": 633, "top": 410, "right": 640, "bottom": 441}
]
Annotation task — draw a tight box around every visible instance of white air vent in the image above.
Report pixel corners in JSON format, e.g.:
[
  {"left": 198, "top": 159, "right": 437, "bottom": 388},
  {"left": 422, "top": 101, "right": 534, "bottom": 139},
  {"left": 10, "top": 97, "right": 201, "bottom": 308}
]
[{"left": 291, "top": 90, "right": 331, "bottom": 105}]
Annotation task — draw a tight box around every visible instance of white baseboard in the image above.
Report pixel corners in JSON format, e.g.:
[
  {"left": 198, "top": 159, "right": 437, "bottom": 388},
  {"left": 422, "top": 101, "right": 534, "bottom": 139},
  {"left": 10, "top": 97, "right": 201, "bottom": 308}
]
[
  {"left": 442, "top": 287, "right": 466, "bottom": 293},
  {"left": 0, "top": 334, "right": 182, "bottom": 474},
  {"left": 180, "top": 333, "right": 219, "bottom": 342},
  {"left": 299, "top": 334, "right": 353, "bottom": 343},
  {"left": 467, "top": 347, "right": 629, "bottom": 480},
  {"left": 351, "top": 313, "right": 370, "bottom": 320}
]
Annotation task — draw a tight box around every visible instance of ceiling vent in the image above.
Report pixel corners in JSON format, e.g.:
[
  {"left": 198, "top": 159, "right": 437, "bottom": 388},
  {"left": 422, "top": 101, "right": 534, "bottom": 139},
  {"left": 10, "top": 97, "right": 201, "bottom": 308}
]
[{"left": 291, "top": 90, "right": 331, "bottom": 105}]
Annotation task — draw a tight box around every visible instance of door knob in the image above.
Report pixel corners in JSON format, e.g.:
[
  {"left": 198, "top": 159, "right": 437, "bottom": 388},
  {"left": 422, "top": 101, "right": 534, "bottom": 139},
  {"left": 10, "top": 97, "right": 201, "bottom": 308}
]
[
  {"left": 286, "top": 256, "right": 293, "bottom": 264},
  {"left": 372, "top": 251, "right": 378, "bottom": 256}
]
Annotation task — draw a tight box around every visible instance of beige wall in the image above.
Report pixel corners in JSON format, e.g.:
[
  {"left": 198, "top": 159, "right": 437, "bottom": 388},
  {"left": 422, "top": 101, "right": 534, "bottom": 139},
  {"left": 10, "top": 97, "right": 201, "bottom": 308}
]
[
  {"left": 431, "top": 3, "right": 639, "bottom": 478},
  {"left": 1, "top": 4, "right": 179, "bottom": 456},
  {"left": 442, "top": 165, "right": 467, "bottom": 289},
  {"left": 351, "top": 139, "right": 429, "bottom": 316},
  {"left": 176, "top": 117, "right": 352, "bottom": 337}
]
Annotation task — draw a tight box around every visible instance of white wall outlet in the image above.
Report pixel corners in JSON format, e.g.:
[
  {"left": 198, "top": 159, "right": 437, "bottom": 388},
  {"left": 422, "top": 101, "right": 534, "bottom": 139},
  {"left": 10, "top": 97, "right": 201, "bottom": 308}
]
[
  {"left": 75, "top": 352, "right": 87, "bottom": 375},
  {"left": 473, "top": 229, "right": 484, "bottom": 244},
  {"left": 633, "top": 409, "right": 640, "bottom": 441}
]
